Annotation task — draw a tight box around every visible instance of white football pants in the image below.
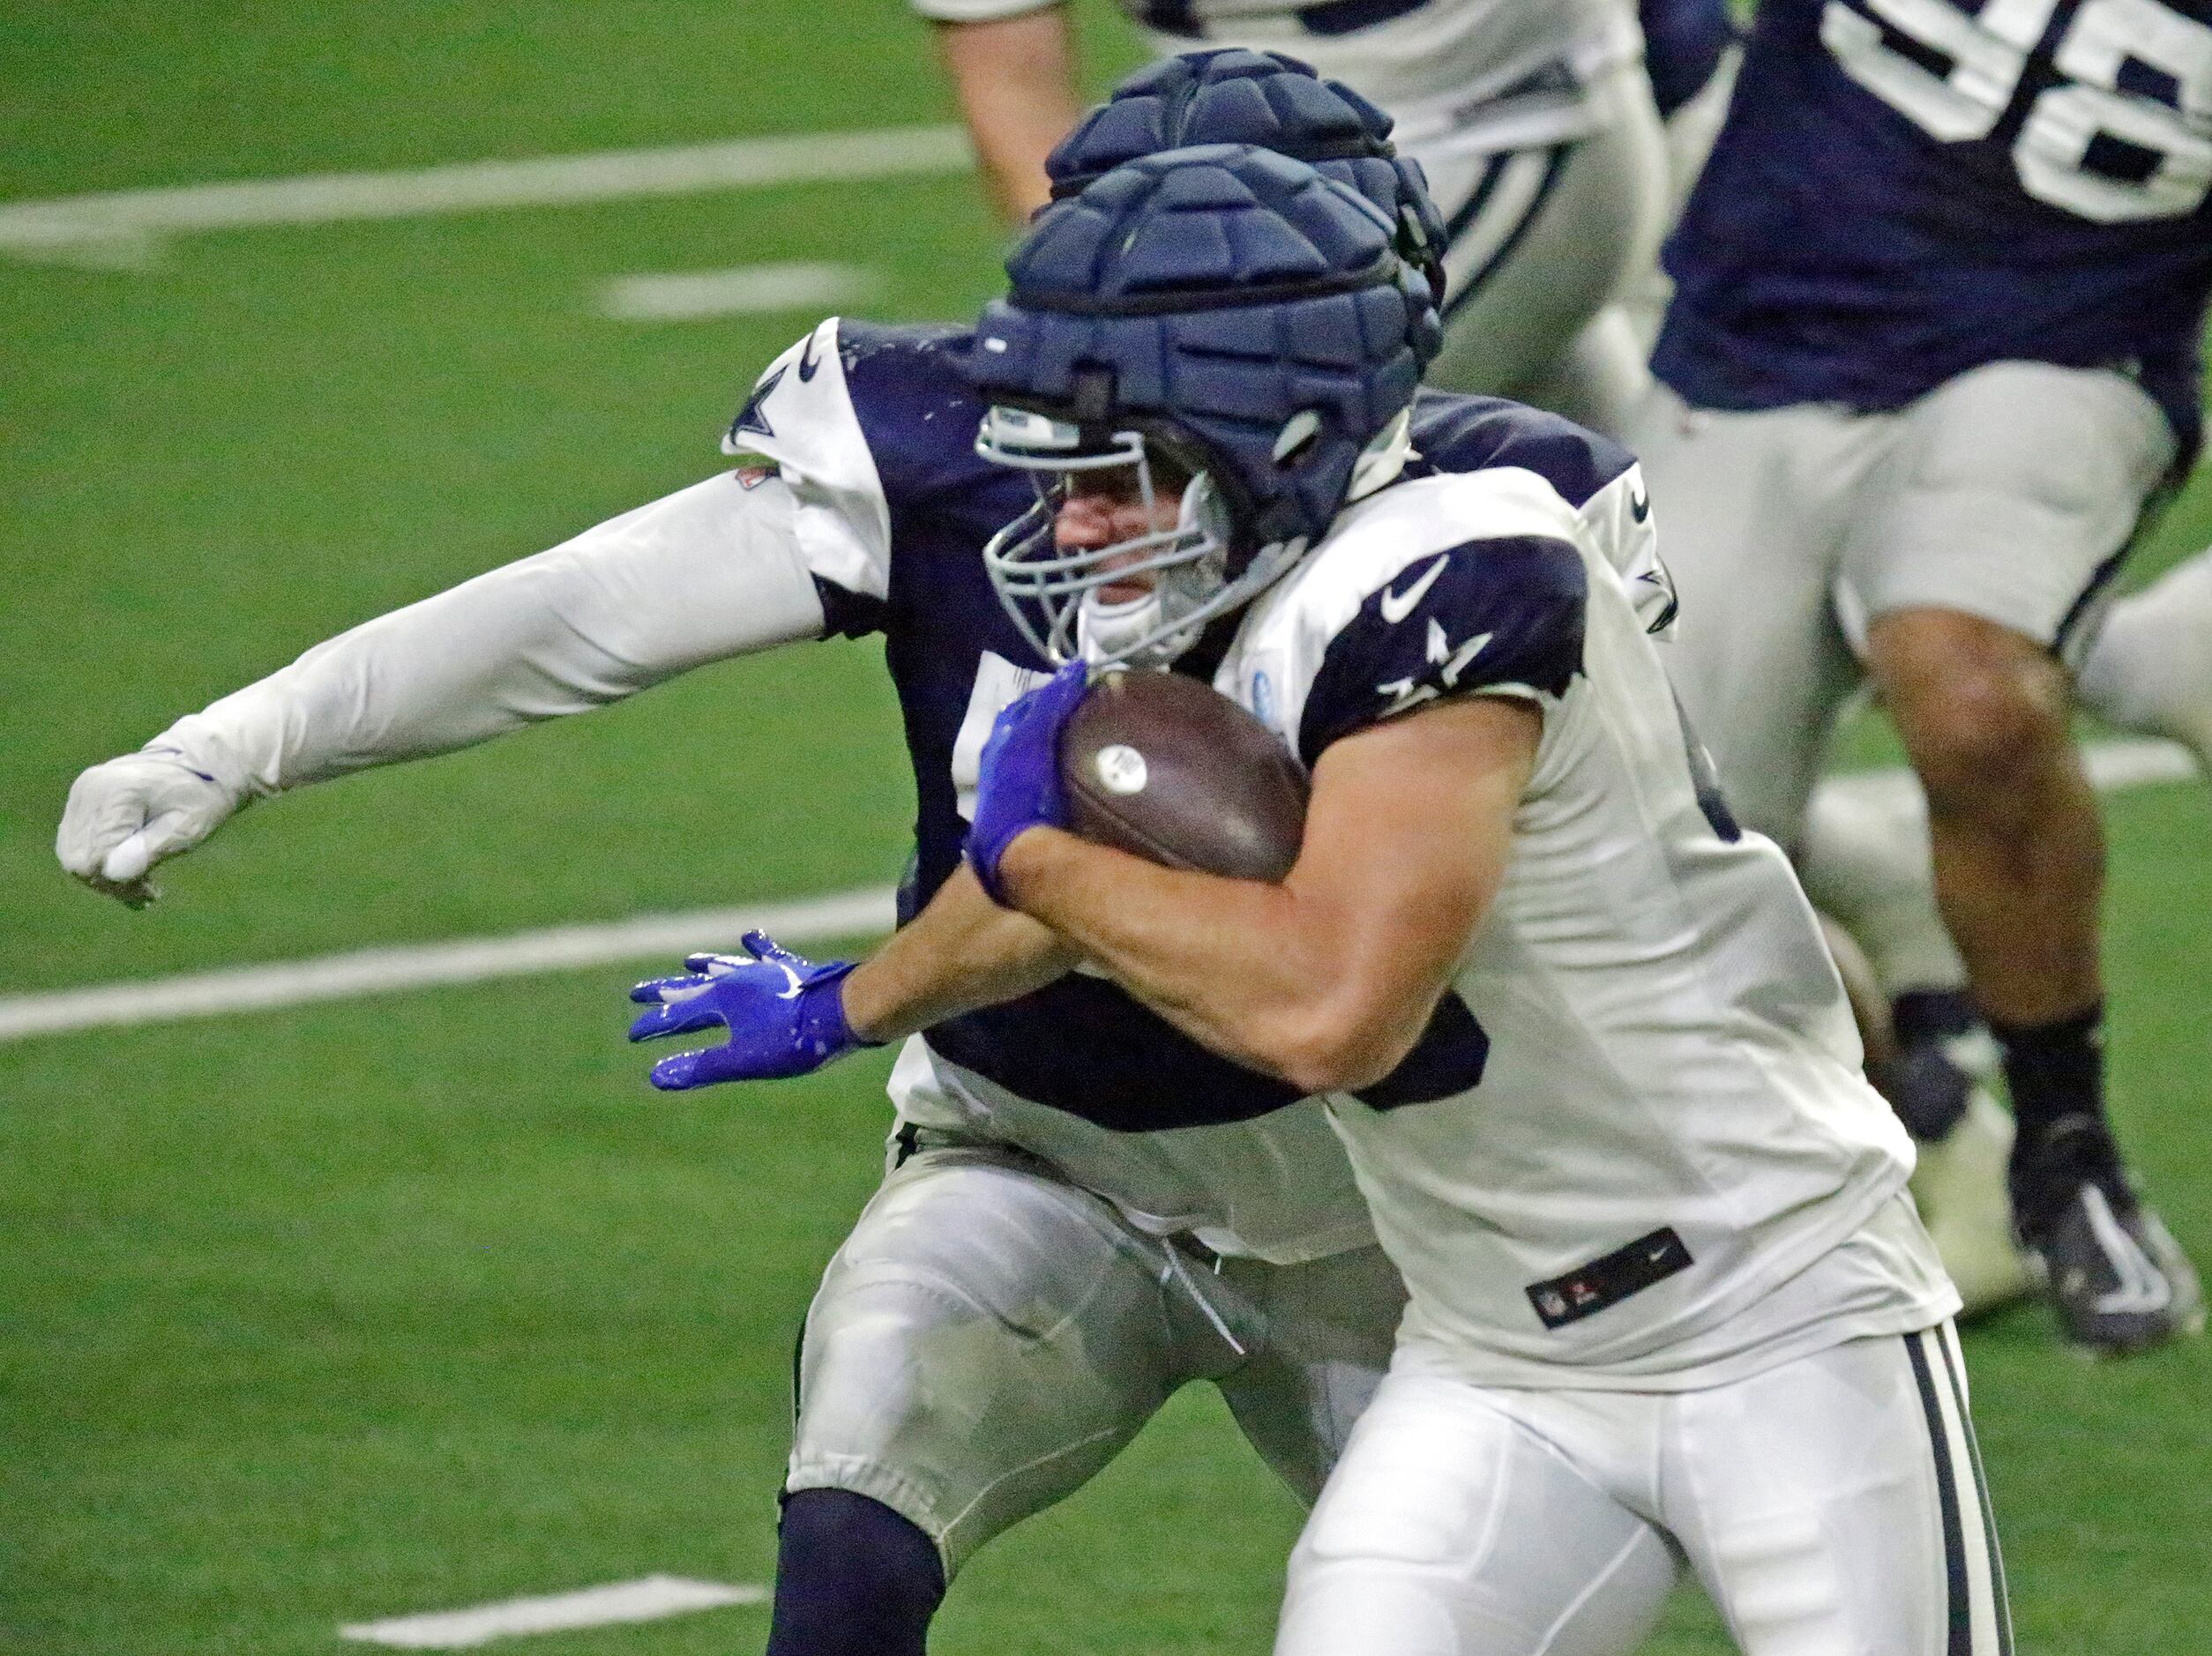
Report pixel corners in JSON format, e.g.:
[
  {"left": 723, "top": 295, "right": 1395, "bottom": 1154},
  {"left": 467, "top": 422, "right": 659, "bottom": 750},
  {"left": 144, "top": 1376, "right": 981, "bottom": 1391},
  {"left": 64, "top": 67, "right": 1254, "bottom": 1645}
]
[{"left": 1277, "top": 1324, "right": 2009, "bottom": 1656}]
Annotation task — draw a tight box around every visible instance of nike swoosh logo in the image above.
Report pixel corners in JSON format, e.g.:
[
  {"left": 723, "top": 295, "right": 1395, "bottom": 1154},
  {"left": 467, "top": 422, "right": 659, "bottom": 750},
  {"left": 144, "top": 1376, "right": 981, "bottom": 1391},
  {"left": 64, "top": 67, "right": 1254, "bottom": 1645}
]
[
  {"left": 773, "top": 961, "right": 806, "bottom": 1000},
  {"left": 796, "top": 329, "right": 826, "bottom": 382},
  {"left": 1379, "top": 555, "right": 1449, "bottom": 624},
  {"left": 2081, "top": 1183, "right": 2176, "bottom": 1315},
  {"left": 147, "top": 745, "right": 219, "bottom": 785}
]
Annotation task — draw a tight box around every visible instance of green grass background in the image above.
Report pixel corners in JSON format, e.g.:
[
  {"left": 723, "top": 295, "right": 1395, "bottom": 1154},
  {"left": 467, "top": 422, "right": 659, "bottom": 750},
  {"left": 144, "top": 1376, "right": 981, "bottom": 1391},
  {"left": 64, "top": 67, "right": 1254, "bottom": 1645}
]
[{"left": 3, "top": 4, "right": 2208, "bottom": 1652}]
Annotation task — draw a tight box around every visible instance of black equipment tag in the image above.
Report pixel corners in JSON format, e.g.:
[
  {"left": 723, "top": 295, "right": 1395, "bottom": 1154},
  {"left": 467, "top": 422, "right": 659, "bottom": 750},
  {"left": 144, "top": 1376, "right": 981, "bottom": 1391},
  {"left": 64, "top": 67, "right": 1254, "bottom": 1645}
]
[{"left": 1525, "top": 1227, "right": 1693, "bottom": 1330}]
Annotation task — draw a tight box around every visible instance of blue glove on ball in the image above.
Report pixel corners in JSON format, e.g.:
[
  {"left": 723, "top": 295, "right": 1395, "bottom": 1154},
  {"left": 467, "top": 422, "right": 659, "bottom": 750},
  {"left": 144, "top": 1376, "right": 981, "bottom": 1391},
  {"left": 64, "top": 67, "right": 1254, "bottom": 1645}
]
[
  {"left": 627, "top": 930, "right": 878, "bottom": 1090},
  {"left": 966, "top": 658, "right": 1091, "bottom": 905}
]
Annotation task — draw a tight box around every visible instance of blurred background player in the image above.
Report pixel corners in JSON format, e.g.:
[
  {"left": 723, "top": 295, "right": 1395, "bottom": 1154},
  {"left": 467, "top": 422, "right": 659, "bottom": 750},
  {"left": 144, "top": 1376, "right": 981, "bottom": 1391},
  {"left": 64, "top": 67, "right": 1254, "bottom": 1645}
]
[
  {"left": 1625, "top": 0, "right": 2211, "bottom": 1353},
  {"left": 1797, "top": 541, "right": 2212, "bottom": 1317},
  {"left": 1604, "top": 0, "right": 2212, "bottom": 1320},
  {"left": 1558, "top": 0, "right": 1740, "bottom": 412},
  {"left": 915, "top": 0, "right": 1670, "bottom": 430}
]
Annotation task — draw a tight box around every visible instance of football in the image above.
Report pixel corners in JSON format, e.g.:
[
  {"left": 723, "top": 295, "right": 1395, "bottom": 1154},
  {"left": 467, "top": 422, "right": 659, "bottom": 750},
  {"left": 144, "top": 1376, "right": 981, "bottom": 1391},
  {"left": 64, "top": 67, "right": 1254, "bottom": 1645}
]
[{"left": 1058, "top": 668, "right": 1309, "bottom": 881}]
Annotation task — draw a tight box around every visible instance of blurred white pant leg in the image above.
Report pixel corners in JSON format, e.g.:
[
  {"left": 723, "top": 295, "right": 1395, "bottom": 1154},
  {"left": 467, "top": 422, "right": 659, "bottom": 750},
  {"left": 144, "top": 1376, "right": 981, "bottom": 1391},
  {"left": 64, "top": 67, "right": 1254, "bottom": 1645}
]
[
  {"left": 1797, "top": 770, "right": 1967, "bottom": 996},
  {"left": 2078, "top": 546, "right": 2212, "bottom": 774},
  {"left": 1662, "top": 1327, "right": 2010, "bottom": 1656},
  {"left": 1415, "top": 59, "right": 1670, "bottom": 433},
  {"left": 1566, "top": 39, "right": 1742, "bottom": 413},
  {"left": 1621, "top": 384, "right": 1878, "bottom": 846},
  {"left": 1275, "top": 1371, "right": 1676, "bottom": 1656}
]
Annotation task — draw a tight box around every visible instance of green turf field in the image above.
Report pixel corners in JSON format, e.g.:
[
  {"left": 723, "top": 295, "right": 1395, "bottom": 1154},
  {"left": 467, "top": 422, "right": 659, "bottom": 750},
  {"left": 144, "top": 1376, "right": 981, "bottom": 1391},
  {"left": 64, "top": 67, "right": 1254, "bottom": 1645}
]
[{"left": 4, "top": 5, "right": 2208, "bottom": 1652}]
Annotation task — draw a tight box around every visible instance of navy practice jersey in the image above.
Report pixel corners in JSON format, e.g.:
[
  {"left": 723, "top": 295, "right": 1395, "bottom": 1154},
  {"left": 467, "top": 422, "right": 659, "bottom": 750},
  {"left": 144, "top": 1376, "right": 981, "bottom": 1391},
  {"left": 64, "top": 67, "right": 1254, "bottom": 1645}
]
[
  {"left": 1653, "top": 0, "right": 2212, "bottom": 452},
  {"left": 728, "top": 319, "right": 1660, "bottom": 1134},
  {"left": 1640, "top": 0, "right": 1737, "bottom": 117}
]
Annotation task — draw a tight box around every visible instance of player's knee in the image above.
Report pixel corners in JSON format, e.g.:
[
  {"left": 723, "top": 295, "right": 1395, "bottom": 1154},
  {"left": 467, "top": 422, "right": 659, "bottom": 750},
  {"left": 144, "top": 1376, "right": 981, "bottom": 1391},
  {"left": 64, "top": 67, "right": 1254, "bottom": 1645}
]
[
  {"left": 1906, "top": 680, "right": 2066, "bottom": 807},
  {"left": 766, "top": 1488, "right": 945, "bottom": 1656},
  {"left": 1872, "top": 614, "right": 2071, "bottom": 808}
]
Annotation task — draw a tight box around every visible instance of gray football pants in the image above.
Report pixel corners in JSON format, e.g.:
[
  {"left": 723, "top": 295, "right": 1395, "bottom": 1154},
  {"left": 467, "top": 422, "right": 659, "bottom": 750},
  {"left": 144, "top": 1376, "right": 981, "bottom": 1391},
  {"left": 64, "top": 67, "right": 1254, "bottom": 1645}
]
[
  {"left": 785, "top": 1130, "right": 1407, "bottom": 1575},
  {"left": 1624, "top": 361, "right": 2178, "bottom": 847}
]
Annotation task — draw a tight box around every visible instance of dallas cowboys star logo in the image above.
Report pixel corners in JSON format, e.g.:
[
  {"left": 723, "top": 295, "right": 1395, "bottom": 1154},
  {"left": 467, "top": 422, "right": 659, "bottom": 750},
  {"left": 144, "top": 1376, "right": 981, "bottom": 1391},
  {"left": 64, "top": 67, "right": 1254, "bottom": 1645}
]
[{"left": 728, "top": 365, "right": 785, "bottom": 444}]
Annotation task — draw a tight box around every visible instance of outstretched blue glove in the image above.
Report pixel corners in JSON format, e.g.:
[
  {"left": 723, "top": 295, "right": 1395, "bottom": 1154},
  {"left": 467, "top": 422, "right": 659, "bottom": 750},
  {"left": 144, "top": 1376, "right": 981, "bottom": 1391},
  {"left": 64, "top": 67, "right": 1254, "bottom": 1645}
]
[
  {"left": 627, "top": 930, "right": 878, "bottom": 1090},
  {"left": 967, "top": 659, "right": 1092, "bottom": 905}
]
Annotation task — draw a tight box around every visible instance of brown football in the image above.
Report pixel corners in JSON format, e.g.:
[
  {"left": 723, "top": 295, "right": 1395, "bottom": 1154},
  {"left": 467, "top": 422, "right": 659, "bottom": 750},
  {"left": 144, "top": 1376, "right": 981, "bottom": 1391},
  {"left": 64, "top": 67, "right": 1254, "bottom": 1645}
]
[{"left": 1058, "top": 669, "right": 1309, "bottom": 881}]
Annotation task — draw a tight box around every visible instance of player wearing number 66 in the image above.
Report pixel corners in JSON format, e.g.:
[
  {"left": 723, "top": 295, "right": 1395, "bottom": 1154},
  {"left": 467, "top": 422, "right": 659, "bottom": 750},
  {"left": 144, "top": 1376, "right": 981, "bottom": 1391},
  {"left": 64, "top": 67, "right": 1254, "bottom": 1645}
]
[{"left": 1623, "top": 0, "right": 2208, "bottom": 1354}]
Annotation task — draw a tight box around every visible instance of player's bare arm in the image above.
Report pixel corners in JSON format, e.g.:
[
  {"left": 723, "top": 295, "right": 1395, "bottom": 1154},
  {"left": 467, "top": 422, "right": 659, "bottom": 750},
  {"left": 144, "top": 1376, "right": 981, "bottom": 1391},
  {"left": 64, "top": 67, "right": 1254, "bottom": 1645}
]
[
  {"left": 994, "top": 695, "right": 1538, "bottom": 1094},
  {"left": 929, "top": 6, "right": 1080, "bottom": 221},
  {"left": 841, "top": 864, "right": 1079, "bottom": 1043}
]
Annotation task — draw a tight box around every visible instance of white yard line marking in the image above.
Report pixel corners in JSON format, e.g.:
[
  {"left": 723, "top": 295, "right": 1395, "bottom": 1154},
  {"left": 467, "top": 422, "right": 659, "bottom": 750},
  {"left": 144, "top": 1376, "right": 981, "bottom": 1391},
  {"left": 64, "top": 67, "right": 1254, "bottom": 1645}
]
[
  {"left": 1812, "top": 735, "right": 2197, "bottom": 817},
  {"left": 0, "top": 126, "right": 969, "bottom": 264},
  {"left": 2, "top": 738, "right": 2197, "bottom": 1048},
  {"left": 601, "top": 262, "right": 877, "bottom": 321},
  {"left": 340, "top": 1575, "right": 766, "bottom": 1649},
  {"left": 0, "top": 887, "right": 897, "bottom": 1045}
]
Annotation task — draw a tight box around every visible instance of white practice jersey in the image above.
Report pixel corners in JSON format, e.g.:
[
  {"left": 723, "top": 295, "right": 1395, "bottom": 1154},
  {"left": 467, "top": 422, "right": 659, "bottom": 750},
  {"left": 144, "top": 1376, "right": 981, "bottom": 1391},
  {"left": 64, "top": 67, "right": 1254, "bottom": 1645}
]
[
  {"left": 912, "top": 0, "right": 1645, "bottom": 153},
  {"left": 1210, "top": 462, "right": 1954, "bottom": 1384}
]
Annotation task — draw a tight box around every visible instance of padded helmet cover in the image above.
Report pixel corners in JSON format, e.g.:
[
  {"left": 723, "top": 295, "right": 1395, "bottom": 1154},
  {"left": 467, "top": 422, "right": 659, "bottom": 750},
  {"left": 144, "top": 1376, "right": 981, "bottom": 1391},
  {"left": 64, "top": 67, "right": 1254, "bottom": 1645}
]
[
  {"left": 1047, "top": 48, "right": 1447, "bottom": 302},
  {"left": 969, "top": 145, "right": 1443, "bottom": 564}
]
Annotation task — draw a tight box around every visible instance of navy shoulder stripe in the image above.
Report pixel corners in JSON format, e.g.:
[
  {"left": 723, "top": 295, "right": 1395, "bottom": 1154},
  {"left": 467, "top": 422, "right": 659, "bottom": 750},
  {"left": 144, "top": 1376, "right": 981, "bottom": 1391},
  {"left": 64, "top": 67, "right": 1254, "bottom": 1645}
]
[
  {"left": 1409, "top": 388, "right": 1634, "bottom": 509},
  {"left": 1298, "top": 533, "right": 1587, "bottom": 766},
  {"left": 836, "top": 321, "right": 1000, "bottom": 511}
]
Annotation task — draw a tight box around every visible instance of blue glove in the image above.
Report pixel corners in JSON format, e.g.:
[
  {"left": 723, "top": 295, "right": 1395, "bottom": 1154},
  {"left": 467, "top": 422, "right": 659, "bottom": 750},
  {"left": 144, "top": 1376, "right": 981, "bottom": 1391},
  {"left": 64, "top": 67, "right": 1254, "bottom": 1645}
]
[
  {"left": 627, "top": 930, "right": 878, "bottom": 1090},
  {"left": 967, "top": 659, "right": 1092, "bottom": 905}
]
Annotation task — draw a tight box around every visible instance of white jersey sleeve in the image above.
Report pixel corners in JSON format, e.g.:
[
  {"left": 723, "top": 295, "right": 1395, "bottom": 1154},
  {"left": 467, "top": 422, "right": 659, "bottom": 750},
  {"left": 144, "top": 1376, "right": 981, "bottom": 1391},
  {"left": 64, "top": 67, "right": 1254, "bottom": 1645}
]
[
  {"left": 1578, "top": 459, "right": 1677, "bottom": 642},
  {"left": 1233, "top": 466, "right": 1595, "bottom": 769},
  {"left": 722, "top": 317, "right": 893, "bottom": 612},
  {"left": 153, "top": 468, "right": 827, "bottom": 798}
]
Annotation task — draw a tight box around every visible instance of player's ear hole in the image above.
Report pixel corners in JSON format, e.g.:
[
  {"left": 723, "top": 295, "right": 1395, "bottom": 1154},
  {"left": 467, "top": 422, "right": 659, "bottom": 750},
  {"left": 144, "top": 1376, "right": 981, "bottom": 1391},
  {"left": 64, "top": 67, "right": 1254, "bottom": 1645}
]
[{"left": 1272, "top": 409, "right": 1322, "bottom": 467}]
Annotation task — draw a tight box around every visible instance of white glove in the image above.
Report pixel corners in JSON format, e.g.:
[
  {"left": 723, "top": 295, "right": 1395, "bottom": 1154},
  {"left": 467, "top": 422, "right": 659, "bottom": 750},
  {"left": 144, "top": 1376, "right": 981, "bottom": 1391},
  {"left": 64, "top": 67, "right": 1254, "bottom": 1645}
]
[{"left": 56, "top": 744, "right": 245, "bottom": 907}]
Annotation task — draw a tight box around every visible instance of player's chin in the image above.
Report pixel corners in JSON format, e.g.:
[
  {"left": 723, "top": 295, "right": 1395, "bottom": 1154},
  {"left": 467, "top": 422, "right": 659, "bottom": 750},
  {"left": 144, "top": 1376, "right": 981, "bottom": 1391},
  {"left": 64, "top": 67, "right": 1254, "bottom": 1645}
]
[{"left": 1098, "top": 578, "right": 1152, "bottom": 606}]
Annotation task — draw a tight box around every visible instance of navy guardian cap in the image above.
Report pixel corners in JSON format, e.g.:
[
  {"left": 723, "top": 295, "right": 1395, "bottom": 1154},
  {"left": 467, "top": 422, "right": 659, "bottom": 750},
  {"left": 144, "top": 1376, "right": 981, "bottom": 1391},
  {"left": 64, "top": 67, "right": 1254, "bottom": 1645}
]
[
  {"left": 970, "top": 144, "right": 1443, "bottom": 666},
  {"left": 1048, "top": 49, "right": 1448, "bottom": 306}
]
